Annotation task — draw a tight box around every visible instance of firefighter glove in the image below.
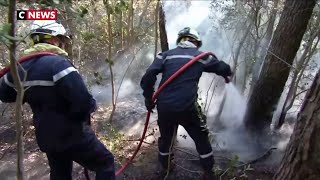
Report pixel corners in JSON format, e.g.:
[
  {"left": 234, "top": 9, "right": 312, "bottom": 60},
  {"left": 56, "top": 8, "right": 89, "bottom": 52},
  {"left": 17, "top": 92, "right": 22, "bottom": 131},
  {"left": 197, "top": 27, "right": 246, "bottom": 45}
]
[{"left": 145, "top": 98, "right": 155, "bottom": 112}]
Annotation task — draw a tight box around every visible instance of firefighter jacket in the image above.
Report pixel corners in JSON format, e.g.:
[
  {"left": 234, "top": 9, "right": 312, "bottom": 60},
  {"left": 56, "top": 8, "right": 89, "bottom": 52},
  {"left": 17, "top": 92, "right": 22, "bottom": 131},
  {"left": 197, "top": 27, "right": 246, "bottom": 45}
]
[
  {"left": 0, "top": 43, "right": 97, "bottom": 152},
  {"left": 140, "top": 41, "right": 232, "bottom": 112}
]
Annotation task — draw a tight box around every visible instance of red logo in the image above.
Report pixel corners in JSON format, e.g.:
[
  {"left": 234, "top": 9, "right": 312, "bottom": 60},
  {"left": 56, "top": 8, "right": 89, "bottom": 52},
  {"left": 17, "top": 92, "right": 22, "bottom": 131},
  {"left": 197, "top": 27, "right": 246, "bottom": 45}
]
[{"left": 17, "top": 10, "right": 57, "bottom": 20}]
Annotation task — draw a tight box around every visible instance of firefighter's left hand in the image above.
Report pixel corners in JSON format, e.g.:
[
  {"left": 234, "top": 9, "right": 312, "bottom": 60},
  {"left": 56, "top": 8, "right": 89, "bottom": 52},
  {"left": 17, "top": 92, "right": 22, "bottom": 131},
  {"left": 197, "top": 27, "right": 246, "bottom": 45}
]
[
  {"left": 144, "top": 98, "right": 155, "bottom": 112},
  {"left": 224, "top": 76, "right": 232, "bottom": 83}
]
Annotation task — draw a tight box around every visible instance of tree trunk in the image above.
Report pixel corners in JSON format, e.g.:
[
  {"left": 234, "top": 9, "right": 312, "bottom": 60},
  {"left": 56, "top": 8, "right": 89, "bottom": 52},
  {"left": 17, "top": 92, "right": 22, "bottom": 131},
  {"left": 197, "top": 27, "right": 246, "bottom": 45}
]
[
  {"left": 244, "top": 0, "right": 316, "bottom": 133},
  {"left": 120, "top": 11, "right": 123, "bottom": 49},
  {"left": 137, "top": 0, "right": 152, "bottom": 28},
  {"left": 251, "top": 0, "right": 279, "bottom": 88},
  {"left": 126, "top": 0, "right": 131, "bottom": 47},
  {"left": 8, "top": 0, "right": 25, "bottom": 179},
  {"left": 127, "top": 0, "right": 134, "bottom": 46},
  {"left": 232, "top": 22, "right": 252, "bottom": 84},
  {"left": 130, "top": 0, "right": 134, "bottom": 43},
  {"left": 158, "top": 1, "right": 169, "bottom": 52},
  {"left": 104, "top": 0, "right": 116, "bottom": 121},
  {"left": 154, "top": 0, "right": 160, "bottom": 58},
  {"left": 64, "top": 2, "right": 74, "bottom": 61},
  {"left": 274, "top": 68, "right": 320, "bottom": 180}
]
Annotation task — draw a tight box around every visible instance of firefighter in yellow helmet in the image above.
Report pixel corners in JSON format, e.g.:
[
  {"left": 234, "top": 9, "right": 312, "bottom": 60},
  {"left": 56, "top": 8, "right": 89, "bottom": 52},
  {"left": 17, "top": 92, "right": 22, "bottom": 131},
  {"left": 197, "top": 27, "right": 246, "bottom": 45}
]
[{"left": 0, "top": 20, "right": 115, "bottom": 180}]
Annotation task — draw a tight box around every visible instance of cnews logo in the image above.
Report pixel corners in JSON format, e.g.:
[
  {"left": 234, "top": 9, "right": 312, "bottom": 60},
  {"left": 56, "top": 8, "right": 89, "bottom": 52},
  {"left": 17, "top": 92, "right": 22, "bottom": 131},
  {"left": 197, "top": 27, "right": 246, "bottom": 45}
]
[{"left": 17, "top": 10, "right": 57, "bottom": 20}]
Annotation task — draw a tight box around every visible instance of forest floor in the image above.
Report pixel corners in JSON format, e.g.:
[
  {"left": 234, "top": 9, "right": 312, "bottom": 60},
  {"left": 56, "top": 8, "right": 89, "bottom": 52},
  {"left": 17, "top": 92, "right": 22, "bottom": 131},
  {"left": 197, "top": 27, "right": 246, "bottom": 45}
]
[{"left": 0, "top": 97, "right": 282, "bottom": 180}]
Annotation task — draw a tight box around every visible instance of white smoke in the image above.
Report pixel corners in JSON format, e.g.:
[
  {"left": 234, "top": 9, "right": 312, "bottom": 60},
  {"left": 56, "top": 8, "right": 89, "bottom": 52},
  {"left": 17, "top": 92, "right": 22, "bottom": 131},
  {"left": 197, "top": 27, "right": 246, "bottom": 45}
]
[
  {"left": 164, "top": 1, "right": 211, "bottom": 48},
  {"left": 89, "top": 47, "right": 155, "bottom": 104}
]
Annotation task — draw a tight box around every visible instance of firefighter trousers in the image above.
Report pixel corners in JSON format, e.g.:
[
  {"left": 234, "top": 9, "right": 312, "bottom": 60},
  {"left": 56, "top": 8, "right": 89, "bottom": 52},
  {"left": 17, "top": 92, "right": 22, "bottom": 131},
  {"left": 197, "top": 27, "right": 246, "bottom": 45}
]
[
  {"left": 46, "top": 132, "right": 115, "bottom": 180},
  {"left": 157, "top": 105, "right": 214, "bottom": 172}
]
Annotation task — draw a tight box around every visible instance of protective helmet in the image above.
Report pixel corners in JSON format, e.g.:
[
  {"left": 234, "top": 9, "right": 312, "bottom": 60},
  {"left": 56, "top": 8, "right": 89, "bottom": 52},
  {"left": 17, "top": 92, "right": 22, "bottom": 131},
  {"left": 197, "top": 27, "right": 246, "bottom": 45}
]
[
  {"left": 176, "top": 27, "right": 202, "bottom": 47},
  {"left": 30, "top": 20, "right": 69, "bottom": 37},
  {"left": 30, "top": 20, "right": 70, "bottom": 44}
]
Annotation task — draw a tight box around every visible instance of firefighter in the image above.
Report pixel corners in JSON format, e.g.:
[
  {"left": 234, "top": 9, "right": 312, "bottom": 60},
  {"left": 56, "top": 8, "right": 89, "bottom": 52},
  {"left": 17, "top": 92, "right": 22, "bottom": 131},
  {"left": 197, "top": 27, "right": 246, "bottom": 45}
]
[
  {"left": 140, "top": 27, "right": 232, "bottom": 179},
  {"left": 0, "top": 20, "right": 115, "bottom": 180}
]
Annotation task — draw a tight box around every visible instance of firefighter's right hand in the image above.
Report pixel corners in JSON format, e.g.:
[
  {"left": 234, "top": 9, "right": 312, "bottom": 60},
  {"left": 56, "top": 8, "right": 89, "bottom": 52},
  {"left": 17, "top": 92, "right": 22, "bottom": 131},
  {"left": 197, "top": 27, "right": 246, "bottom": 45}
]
[{"left": 144, "top": 98, "right": 155, "bottom": 112}]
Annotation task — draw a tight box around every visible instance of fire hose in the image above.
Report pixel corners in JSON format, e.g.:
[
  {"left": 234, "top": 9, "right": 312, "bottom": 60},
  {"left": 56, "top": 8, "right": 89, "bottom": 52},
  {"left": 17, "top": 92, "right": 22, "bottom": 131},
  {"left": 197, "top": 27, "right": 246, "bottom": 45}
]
[
  {"left": 0, "top": 52, "right": 58, "bottom": 77},
  {"left": 0, "top": 51, "right": 222, "bottom": 178}
]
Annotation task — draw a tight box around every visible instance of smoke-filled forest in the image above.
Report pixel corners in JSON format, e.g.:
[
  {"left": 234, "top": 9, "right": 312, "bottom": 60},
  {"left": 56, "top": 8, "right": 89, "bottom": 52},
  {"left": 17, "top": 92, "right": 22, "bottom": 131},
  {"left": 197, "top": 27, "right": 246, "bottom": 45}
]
[{"left": 0, "top": 0, "right": 319, "bottom": 180}]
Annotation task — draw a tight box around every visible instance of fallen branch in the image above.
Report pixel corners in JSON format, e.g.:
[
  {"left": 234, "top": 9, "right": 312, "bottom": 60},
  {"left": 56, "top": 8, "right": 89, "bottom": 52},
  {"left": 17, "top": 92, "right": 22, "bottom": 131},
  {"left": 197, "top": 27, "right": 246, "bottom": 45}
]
[
  {"left": 174, "top": 147, "right": 198, "bottom": 158},
  {"left": 237, "top": 147, "right": 277, "bottom": 168},
  {"left": 174, "top": 147, "right": 246, "bottom": 164},
  {"left": 1, "top": 104, "right": 10, "bottom": 116},
  {"left": 122, "top": 139, "right": 156, "bottom": 146},
  {"left": 0, "top": 143, "right": 15, "bottom": 160},
  {"left": 173, "top": 162, "right": 202, "bottom": 174},
  {"left": 220, "top": 168, "right": 230, "bottom": 180}
]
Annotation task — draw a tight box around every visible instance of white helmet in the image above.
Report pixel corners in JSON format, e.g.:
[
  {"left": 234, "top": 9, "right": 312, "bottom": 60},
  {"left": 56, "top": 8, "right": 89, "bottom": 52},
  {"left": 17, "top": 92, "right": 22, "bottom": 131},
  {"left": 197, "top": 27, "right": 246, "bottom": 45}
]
[
  {"left": 176, "top": 27, "right": 202, "bottom": 47},
  {"left": 30, "top": 20, "right": 69, "bottom": 38}
]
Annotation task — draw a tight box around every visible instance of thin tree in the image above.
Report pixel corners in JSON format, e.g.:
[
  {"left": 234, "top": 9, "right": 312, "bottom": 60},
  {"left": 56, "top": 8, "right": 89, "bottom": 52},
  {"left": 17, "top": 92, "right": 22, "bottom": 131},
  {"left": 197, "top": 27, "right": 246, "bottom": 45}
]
[
  {"left": 104, "top": 0, "right": 116, "bottom": 121},
  {"left": 154, "top": 0, "right": 160, "bottom": 58},
  {"left": 250, "top": 0, "right": 280, "bottom": 92},
  {"left": 127, "top": 0, "right": 134, "bottom": 46},
  {"left": 158, "top": 0, "right": 168, "bottom": 52},
  {"left": 244, "top": 0, "right": 317, "bottom": 134},
  {"left": 8, "top": 0, "right": 25, "bottom": 179}
]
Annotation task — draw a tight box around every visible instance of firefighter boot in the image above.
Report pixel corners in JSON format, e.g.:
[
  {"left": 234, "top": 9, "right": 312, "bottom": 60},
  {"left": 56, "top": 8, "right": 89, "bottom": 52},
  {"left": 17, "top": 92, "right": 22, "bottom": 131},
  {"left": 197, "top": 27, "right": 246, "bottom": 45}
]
[{"left": 201, "top": 171, "right": 218, "bottom": 180}]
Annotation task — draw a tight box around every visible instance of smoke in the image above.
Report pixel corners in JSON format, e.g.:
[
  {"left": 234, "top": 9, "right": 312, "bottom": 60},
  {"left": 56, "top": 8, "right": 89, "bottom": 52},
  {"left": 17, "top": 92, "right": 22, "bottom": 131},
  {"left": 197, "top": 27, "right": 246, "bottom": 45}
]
[
  {"left": 89, "top": 46, "right": 155, "bottom": 105},
  {"left": 164, "top": 1, "right": 210, "bottom": 48}
]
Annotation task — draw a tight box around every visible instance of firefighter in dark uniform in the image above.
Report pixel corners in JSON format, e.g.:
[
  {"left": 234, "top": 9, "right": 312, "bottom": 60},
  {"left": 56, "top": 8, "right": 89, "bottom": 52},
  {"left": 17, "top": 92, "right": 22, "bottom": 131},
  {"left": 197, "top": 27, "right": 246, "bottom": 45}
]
[
  {"left": 140, "top": 27, "right": 232, "bottom": 179},
  {"left": 0, "top": 20, "right": 115, "bottom": 180}
]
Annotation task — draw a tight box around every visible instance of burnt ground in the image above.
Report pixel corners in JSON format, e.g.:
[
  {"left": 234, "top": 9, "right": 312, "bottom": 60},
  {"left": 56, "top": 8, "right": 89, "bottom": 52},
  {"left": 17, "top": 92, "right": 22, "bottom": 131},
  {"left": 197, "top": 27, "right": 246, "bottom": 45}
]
[{"left": 0, "top": 98, "right": 280, "bottom": 180}]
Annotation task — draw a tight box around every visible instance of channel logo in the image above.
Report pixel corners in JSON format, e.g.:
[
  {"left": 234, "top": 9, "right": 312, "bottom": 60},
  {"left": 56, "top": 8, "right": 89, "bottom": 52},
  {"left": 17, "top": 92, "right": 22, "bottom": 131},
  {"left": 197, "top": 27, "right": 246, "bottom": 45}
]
[{"left": 17, "top": 10, "right": 58, "bottom": 20}]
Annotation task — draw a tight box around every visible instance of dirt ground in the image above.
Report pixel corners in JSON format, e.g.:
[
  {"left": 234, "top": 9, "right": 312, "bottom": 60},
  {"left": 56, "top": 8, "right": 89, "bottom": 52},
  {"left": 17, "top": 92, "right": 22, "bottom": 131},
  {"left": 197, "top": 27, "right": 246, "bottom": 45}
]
[{"left": 0, "top": 99, "right": 279, "bottom": 180}]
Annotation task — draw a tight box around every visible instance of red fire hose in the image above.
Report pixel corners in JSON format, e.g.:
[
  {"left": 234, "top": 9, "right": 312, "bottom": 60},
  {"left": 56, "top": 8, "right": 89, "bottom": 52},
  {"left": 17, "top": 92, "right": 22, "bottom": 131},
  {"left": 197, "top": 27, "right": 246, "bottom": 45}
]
[
  {"left": 115, "top": 52, "right": 217, "bottom": 177},
  {"left": 0, "top": 52, "right": 58, "bottom": 77},
  {"left": 0, "top": 51, "right": 217, "bottom": 178}
]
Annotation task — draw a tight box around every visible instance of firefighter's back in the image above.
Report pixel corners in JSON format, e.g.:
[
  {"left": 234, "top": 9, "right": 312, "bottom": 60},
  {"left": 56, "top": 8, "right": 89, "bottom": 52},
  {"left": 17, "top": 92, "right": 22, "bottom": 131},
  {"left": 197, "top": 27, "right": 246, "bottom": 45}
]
[
  {"left": 5, "top": 55, "right": 94, "bottom": 152},
  {"left": 157, "top": 47, "right": 205, "bottom": 112}
]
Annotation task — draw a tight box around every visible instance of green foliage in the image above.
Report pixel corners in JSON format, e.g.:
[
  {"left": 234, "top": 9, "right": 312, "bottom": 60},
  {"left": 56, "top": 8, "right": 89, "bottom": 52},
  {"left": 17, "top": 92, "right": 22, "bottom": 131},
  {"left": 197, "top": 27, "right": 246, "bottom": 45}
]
[
  {"left": 37, "top": 0, "right": 72, "bottom": 6},
  {"left": 0, "top": 0, "right": 8, "bottom": 6},
  {"left": 100, "top": 123, "right": 125, "bottom": 155},
  {"left": 105, "top": 58, "right": 114, "bottom": 66},
  {"left": 52, "top": 0, "right": 60, "bottom": 4},
  {"left": 227, "top": 155, "right": 239, "bottom": 177},
  {"left": 1, "top": 23, "right": 11, "bottom": 34},
  {"left": 213, "top": 165, "right": 223, "bottom": 176},
  {"left": 103, "top": 0, "right": 114, "bottom": 15},
  {"left": 104, "top": 0, "right": 128, "bottom": 15},
  {"left": 81, "top": 31, "right": 96, "bottom": 42},
  {"left": 79, "top": 5, "right": 89, "bottom": 18},
  {"left": 239, "top": 164, "right": 254, "bottom": 178},
  {"left": 0, "top": 23, "right": 23, "bottom": 46},
  {"left": 114, "top": 0, "right": 129, "bottom": 14}
]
